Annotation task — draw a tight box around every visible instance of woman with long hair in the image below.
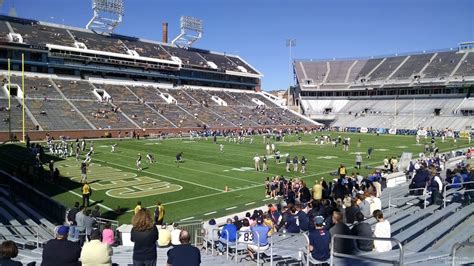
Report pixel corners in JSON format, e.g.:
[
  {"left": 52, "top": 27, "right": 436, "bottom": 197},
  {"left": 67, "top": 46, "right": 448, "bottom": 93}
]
[{"left": 131, "top": 209, "right": 159, "bottom": 266}]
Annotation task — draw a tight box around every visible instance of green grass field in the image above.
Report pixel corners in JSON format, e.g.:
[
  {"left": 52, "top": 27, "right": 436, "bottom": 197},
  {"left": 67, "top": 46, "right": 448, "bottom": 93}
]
[{"left": 0, "top": 132, "right": 471, "bottom": 224}]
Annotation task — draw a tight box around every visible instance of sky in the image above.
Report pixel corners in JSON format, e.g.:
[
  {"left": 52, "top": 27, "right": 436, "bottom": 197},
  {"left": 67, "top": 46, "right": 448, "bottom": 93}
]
[{"left": 0, "top": 0, "right": 472, "bottom": 91}]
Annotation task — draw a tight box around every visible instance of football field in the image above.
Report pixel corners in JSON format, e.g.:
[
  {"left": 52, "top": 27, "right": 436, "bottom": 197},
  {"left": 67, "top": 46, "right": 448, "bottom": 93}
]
[{"left": 0, "top": 132, "right": 470, "bottom": 224}]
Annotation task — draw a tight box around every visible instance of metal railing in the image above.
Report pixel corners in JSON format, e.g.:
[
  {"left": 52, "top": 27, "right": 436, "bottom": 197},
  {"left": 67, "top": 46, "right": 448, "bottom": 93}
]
[
  {"left": 443, "top": 180, "right": 474, "bottom": 208},
  {"left": 95, "top": 217, "right": 119, "bottom": 231},
  {"left": 388, "top": 187, "right": 428, "bottom": 212},
  {"left": 179, "top": 219, "right": 203, "bottom": 246},
  {"left": 0, "top": 225, "right": 41, "bottom": 248},
  {"left": 451, "top": 240, "right": 474, "bottom": 265},
  {"left": 330, "top": 234, "right": 404, "bottom": 266}
]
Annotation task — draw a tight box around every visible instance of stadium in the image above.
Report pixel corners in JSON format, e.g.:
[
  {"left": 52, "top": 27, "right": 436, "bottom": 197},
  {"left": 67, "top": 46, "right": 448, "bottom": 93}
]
[{"left": 0, "top": 0, "right": 473, "bottom": 265}]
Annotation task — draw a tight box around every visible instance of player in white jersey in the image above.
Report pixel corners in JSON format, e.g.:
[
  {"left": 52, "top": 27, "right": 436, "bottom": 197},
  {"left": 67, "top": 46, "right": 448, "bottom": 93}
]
[
  {"left": 147, "top": 153, "right": 155, "bottom": 163},
  {"left": 111, "top": 144, "right": 117, "bottom": 152},
  {"left": 84, "top": 150, "right": 93, "bottom": 165},
  {"left": 136, "top": 153, "right": 142, "bottom": 171},
  {"left": 219, "top": 144, "right": 224, "bottom": 153}
]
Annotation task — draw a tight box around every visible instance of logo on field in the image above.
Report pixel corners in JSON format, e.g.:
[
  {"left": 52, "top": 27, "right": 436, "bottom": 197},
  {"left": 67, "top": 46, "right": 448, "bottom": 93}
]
[{"left": 59, "top": 162, "right": 182, "bottom": 198}]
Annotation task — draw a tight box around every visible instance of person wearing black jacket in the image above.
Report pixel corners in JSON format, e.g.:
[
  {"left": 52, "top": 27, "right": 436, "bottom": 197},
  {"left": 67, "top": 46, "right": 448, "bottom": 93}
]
[
  {"left": 131, "top": 209, "right": 159, "bottom": 266},
  {"left": 351, "top": 212, "right": 373, "bottom": 252},
  {"left": 42, "top": 226, "right": 81, "bottom": 266},
  {"left": 329, "top": 211, "right": 354, "bottom": 255}
]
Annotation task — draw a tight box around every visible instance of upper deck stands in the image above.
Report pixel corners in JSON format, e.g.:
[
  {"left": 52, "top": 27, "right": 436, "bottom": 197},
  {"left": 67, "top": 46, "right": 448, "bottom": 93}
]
[
  {"left": 391, "top": 53, "right": 433, "bottom": 80},
  {"left": 9, "top": 21, "right": 75, "bottom": 47},
  {"left": 0, "top": 21, "right": 11, "bottom": 36},
  {"left": 162, "top": 46, "right": 208, "bottom": 68},
  {"left": 119, "top": 39, "right": 170, "bottom": 60},
  {"left": 369, "top": 56, "right": 407, "bottom": 80},
  {"left": 226, "top": 55, "right": 259, "bottom": 75},
  {"left": 326, "top": 61, "right": 353, "bottom": 83},
  {"left": 423, "top": 51, "right": 464, "bottom": 78},
  {"left": 455, "top": 52, "right": 474, "bottom": 77},
  {"left": 70, "top": 30, "right": 128, "bottom": 54},
  {"left": 356, "top": 58, "right": 384, "bottom": 79}
]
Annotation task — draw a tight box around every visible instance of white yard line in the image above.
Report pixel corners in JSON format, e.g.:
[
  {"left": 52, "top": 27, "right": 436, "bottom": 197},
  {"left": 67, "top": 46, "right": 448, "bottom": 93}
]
[
  {"left": 245, "top": 202, "right": 256, "bottom": 206},
  {"left": 204, "top": 211, "right": 217, "bottom": 216},
  {"left": 225, "top": 206, "right": 237, "bottom": 210},
  {"left": 180, "top": 217, "right": 195, "bottom": 221}
]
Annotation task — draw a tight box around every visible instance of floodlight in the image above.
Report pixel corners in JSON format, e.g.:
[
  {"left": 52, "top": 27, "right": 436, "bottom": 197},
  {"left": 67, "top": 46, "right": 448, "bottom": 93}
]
[
  {"left": 172, "top": 16, "right": 204, "bottom": 48},
  {"left": 86, "top": 0, "right": 124, "bottom": 34}
]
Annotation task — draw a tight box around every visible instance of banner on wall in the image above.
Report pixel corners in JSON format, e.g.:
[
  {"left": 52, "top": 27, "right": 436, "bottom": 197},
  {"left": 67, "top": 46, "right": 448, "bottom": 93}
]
[
  {"left": 360, "top": 127, "right": 368, "bottom": 133},
  {"left": 377, "top": 128, "right": 387, "bottom": 134},
  {"left": 417, "top": 129, "right": 428, "bottom": 136},
  {"left": 388, "top": 128, "right": 397, "bottom": 135}
]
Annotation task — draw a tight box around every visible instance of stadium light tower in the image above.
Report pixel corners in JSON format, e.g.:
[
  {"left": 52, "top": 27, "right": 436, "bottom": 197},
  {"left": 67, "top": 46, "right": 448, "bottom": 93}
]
[
  {"left": 171, "top": 16, "right": 203, "bottom": 48},
  {"left": 86, "top": 0, "right": 124, "bottom": 34},
  {"left": 286, "top": 39, "right": 296, "bottom": 107}
]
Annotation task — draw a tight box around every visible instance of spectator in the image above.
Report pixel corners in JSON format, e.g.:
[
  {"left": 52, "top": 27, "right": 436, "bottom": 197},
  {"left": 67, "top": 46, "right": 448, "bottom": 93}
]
[
  {"left": 344, "top": 198, "right": 359, "bottom": 224},
  {"left": 102, "top": 222, "right": 115, "bottom": 246},
  {"left": 84, "top": 209, "right": 96, "bottom": 242},
  {"left": 295, "top": 204, "right": 309, "bottom": 232},
  {"left": 373, "top": 210, "right": 392, "bottom": 252},
  {"left": 233, "top": 215, "right": 242, "bottom": 230},
  {"left": 247, "top": 217, "right": 271, "bottom": 258},
  {"left": 158, "top": 224, "right": 172, "bottom": 248},
  {"left": 329, "top": 211, "right": 353, "bottom": 255},
  {"left": 351, "top": 212, "right": 373, "bottom": 252},
  {"left": 91, "top": 205, "right": 101, "bottom": 218},
  {"left": 80, "top": 228, "right": 113, "bottom": 265},
  {"left": 0, "top": 241, "right": 22, "bottom": 266},
  {"left": 131, "top": 209, "right": 159, "bottom": 266},
  {"left": 75, "top": 206, "right": 86, "bottom": 246},
  {"left": 308, "top": 216, "right": 330, "bottom": 262},
  {"left": 166, "top": 230, "right": 201, "bottom": 266},
  {"left": 312, "top": 179, "right": 323, "bottom": 201},
  {"left": 202, "top": 219, "right": 219, "bottom": 248},
  {"left": 285, "top": 206, "right": 300, "bottom": 233},
  {"left": 42, "top": 226, "right": 81, "bottom": 266},
  {"left": 67, "top": 202, "right": 80, "bottom": 239},
  {"left": 429, "top": 170, "right": 443, "bottom": 205},
  {"left": 217, "top": 218, "right": 237, "bottom": 253},
  {"left": 357, "top": 194, "right": 371, "bottom": 219},
  {"left": 170, "top": 223, "right": 182, "bottom": 246},
  {"left": 237, "top": 219, "right": 253, "bottom": 245}
]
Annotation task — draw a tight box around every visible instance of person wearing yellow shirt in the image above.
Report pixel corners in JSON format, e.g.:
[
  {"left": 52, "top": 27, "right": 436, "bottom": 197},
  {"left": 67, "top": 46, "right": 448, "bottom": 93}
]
[
  {"left": 154, "top": 202, "right": 165, "bottom": 225},
  {"left": 338, "top": 164, "right": 347, "bottom": 179},
  {"left": 134, "top": 201, "right": 142, "bottom": 215},
  {"left": 158, "top": 224, "right": 171, "bottom": 247},
  {"left": 312, "top": 179, "right": 323, "bottom": 201},
  {"left": 82, "top": 182, "right": 91, "bottom": 207}
]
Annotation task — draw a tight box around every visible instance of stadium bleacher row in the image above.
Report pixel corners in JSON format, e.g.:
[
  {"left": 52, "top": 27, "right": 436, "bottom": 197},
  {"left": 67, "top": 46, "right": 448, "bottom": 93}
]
[
  {"left": 1, "top": 154, "right": 472, "bottom": 265},
  {"left": 1, "top": 18, "right": 259, "bottom": 75},
  {"left": 0, "top": 74, "right": 313, "bottom": 132},
  {"left": 301, "top": 97, "right": 473, "bottom": 131},
  {"left": 295, "top": 49, "right": 472, "bottom": 87}
]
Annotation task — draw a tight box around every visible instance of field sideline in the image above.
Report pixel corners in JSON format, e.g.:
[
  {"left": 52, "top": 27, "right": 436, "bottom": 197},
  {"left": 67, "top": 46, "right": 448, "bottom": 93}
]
[{"left": 0, "top": 132, "right": 471, "bottom": 224}]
